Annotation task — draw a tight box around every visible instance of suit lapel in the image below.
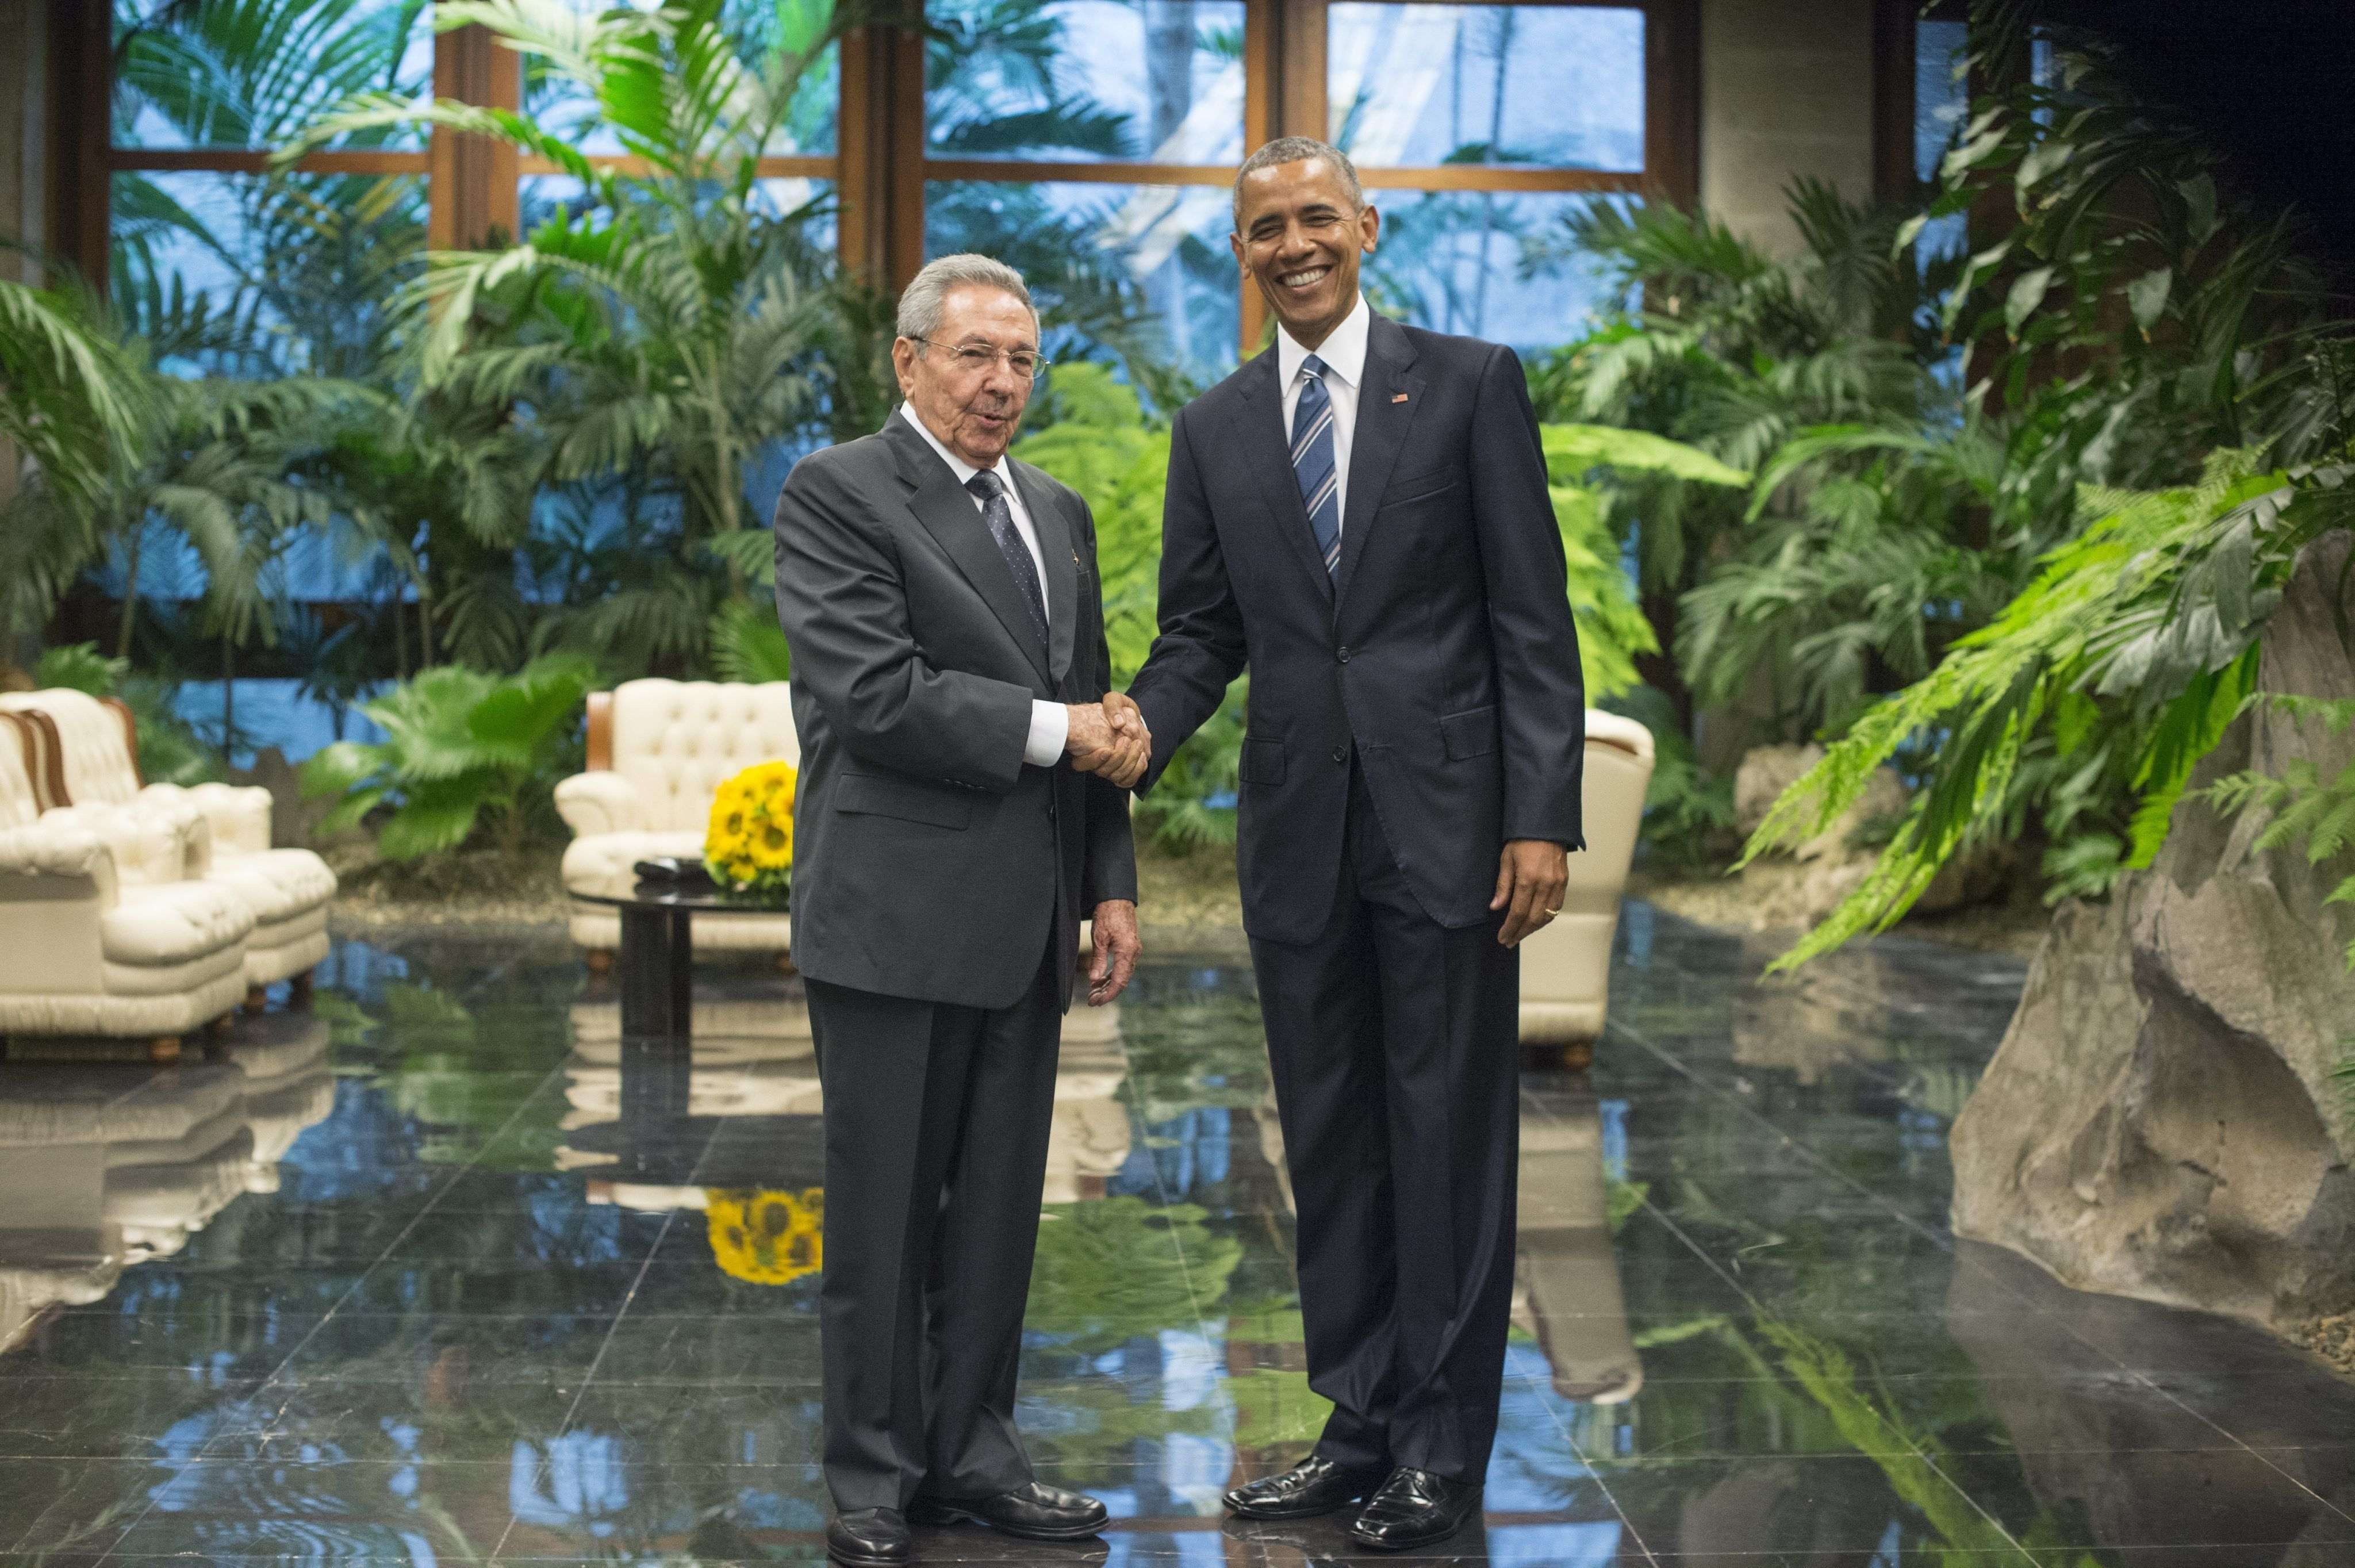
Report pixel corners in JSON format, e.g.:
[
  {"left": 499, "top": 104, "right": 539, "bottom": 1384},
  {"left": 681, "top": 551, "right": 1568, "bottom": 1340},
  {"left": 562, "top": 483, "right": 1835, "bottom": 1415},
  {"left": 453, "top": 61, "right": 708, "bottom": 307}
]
[
  {"left": 1335, "top": 314, "right": 1424, "bottom": 600},
  {"left": 1011, "top": 458, "right": 1079, "bottom": 684},
  {"left": 887, "top": 419, "right": 1053, "bottom": 684},
  {"left": 1231, "top": 351, "right": 1337, "bottom": 608}
]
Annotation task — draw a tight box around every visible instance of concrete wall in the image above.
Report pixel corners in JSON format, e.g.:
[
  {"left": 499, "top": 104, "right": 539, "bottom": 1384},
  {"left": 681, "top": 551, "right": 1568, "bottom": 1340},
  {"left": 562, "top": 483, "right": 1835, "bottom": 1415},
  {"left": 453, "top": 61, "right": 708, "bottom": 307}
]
[{"left": 1698, "top": 0, "right": 1878, "bottom": 256}]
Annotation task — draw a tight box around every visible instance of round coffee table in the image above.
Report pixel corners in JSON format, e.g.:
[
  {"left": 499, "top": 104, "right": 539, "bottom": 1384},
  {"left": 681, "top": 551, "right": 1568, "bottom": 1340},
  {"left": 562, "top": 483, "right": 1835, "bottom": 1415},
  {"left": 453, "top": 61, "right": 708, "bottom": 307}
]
[{"left": 573, "top": 884, "right": 791, "bottom": 1040}]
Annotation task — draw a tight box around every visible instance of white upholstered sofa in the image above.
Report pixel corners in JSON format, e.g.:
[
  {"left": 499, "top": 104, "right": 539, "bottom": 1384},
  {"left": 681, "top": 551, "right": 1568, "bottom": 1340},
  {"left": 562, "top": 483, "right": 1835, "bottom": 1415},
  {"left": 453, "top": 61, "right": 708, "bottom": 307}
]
[
  {"left": 1518, "top": 710, "right": 1656, "bottom": 1055},
  {"left": 0, "top": 689, "right": 335, "bottom": 1003},
  {"left": 556, "top": 679, "right": 801, "bottom": 962},
  {"left": 0, "top": 711, "right": 254, "bottom": 1052}
]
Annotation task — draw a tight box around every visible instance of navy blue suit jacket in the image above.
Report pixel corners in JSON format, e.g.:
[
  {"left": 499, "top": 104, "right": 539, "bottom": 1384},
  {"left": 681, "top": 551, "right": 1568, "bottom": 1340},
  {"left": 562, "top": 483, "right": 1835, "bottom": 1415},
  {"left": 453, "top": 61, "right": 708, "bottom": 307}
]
[{"left": 1129, "top": 311, "right": 1586, "bottom": 944}]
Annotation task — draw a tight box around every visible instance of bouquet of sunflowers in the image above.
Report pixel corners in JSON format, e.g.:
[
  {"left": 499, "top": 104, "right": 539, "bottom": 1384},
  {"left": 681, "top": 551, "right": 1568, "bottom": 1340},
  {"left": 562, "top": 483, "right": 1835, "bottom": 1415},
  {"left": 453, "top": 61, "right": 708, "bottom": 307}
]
[{"left": 704, "top": 760, "right": 797, "bottom": 904}]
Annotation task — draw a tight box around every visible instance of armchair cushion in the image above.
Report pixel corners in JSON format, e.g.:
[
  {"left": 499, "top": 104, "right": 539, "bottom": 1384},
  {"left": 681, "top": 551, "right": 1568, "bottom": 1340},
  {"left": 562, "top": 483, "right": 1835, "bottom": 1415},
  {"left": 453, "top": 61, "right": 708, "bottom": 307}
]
[
  {"left": 103, "top": 882, "right": 256, "bottom": 968},
  {"left": 562, "top": 829, "right": 707, "bottom": 900},
  {"left": 43, "top": 800, "right": 208, "bottom": 885},
  {"left": 555, "top": 770, "right": 650, "bottom": 838},
  {"left": 206, "top": 849, "right": 339, "bottom": 929},
  {"left": 605, "top": 679, "right": 799, "bottom": 834},
  {"left": 0, "top": 691, "right": 140, "bottom": 807},
  {"left": 145, "top": 781, "right": 273, "bottom": 857}
]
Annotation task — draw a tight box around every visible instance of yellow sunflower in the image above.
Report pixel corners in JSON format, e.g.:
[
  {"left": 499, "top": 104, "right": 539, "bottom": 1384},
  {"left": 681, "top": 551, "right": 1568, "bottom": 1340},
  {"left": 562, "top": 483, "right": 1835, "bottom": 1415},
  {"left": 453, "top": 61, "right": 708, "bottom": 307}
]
[{"left": 705, "top": 1187, "right": 824, "bottom": 1286}]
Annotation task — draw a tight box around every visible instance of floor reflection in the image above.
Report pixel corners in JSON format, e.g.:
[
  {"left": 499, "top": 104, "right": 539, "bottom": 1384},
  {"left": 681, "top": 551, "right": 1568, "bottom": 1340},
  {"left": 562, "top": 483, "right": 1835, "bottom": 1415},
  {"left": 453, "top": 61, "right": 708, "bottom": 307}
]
[{"left": 0, "top": 915, "right": 2349, "bottom": 1566}]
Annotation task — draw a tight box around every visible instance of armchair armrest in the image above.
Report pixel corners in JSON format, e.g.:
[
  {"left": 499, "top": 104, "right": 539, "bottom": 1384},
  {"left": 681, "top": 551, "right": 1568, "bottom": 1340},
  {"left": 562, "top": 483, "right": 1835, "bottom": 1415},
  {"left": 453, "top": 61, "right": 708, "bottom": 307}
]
[
  {"left": 144, "top": 781, "right": 273, "bottom": 856},
  {"left": 0, "top": 821, "right": 118, "bottom": 900},
  {"left": 555, "top": 771, "right": 650, "bottom": 838},
  {"left": 0, "top": 822, "right": 113, "bottom": 995},
  {"left": 43, "top": 800, "right": 208, "bottom": 885}
]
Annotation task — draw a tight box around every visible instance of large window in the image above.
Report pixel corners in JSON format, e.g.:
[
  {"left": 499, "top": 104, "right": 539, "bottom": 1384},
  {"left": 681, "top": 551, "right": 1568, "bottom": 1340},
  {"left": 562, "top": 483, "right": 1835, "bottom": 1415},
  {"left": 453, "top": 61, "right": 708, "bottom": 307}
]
[{"left": 79, "top": 0, "right": 1696, "bottom": 377}]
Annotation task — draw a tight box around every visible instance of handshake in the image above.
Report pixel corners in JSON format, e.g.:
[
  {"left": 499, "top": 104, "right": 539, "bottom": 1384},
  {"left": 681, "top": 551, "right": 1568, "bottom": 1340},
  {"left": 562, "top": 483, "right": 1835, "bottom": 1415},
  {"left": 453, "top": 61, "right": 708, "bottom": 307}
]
[{"left": 1064, "top": 692, "right": 1152, "bottom": 788}]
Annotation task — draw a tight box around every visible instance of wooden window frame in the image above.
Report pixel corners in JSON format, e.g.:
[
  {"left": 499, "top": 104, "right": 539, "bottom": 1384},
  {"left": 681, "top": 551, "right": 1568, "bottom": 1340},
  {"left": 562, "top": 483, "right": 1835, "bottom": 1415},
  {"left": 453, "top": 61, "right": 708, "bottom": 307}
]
[
  {"left": 872, "top": 0, "right": 1697, "bottom": 358},
  {"left": 68, "top": 1, "right": 1698, "bottom": 365}
]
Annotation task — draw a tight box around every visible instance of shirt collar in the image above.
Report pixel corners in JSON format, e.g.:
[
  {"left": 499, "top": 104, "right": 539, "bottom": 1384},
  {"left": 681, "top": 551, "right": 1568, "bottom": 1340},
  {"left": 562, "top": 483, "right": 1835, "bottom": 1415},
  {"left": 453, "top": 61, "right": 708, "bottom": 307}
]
[
  {"left": 897, "top": 402, "right": 1011, "bottom": 494},
  {"left": 1276, "top": 293, "right": 1370, "bottom": 392}
]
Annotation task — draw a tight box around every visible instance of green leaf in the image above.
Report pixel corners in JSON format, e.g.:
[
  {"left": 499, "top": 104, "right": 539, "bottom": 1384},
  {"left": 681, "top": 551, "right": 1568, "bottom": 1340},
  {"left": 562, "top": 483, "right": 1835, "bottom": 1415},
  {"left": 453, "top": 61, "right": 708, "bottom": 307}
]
[
  {"left": 316, "top": 785, "right": 389, "bottom": 838},
  {"left": 1541, "top": 424, "right": 1750, "bottom": 487},
  {"left": 2181, "top": 172, "right": 2219, "bottom": 243},
  {"left": 2005, "top": 267, "right": 2055, "bottom": 336},
  {"left": 711, "top": 598, "right": 794, "bottom": 683},
  {"left": 2126, "top": 267, "right": 2172, "bottom": 334},
  {"left": 301, "top": 741, "right": 388, "bottom": 800},
  {"left": 377, "top": 776, "right": 493, "bottom": 861}
]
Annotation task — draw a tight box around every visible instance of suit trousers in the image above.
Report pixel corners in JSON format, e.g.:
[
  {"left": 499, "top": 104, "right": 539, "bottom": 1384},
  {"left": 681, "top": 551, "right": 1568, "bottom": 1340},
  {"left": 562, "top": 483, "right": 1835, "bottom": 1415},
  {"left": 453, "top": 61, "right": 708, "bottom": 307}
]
[
  {"left": 807, "top": 944, "right": 1062, "bottom": 1513},
  {"left": 1251, "top": 763, "right": 1522, "bottom": 1482}
]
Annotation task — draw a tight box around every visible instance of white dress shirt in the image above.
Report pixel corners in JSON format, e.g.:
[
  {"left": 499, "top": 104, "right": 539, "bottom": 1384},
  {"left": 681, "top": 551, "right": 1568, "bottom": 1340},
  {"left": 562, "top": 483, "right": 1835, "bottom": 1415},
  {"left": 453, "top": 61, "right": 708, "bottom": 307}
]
[
  {"left": 1275, "top": 292, "right": 1371, "bottom": 532},
  {"left": 896, "top": 404, "right": 1069, "bottom": 768}
]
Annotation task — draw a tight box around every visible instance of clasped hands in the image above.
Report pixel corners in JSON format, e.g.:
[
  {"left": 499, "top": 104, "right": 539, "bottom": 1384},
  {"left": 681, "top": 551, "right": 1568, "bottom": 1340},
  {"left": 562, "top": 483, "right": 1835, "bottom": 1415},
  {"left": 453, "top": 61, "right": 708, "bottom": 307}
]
[{"left": 1065, "top": 692, "right": 1151, "bottom": 788}]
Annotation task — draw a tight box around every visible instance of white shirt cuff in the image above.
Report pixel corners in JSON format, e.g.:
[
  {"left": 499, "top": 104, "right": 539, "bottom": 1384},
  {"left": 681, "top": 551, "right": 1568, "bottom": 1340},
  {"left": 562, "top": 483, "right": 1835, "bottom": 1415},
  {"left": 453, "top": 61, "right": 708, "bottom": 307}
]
[{"left": 1025, "top": 699, "right": 1070, "bottom": 769}]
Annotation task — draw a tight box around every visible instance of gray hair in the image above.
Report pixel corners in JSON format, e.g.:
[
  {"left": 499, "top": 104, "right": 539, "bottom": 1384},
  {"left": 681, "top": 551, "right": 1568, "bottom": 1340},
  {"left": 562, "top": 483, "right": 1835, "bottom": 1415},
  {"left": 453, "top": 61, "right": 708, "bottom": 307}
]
[
  {"left": 896, "top": 254, "right": 1036, "bottom": 347},
  {"left": 1233, "top": 137, "right": 1364, "bottom": 229}
]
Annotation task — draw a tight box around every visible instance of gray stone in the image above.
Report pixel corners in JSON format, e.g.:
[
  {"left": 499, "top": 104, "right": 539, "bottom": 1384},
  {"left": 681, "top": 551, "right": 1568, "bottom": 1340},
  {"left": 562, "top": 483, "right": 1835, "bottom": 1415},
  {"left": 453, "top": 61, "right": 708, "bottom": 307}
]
[
  {"left": 227, "top": 746, "right": 339, "bottom": 849},
  {"left": 1951, "top": 535, "right": 2355, "bottom": 1333}
]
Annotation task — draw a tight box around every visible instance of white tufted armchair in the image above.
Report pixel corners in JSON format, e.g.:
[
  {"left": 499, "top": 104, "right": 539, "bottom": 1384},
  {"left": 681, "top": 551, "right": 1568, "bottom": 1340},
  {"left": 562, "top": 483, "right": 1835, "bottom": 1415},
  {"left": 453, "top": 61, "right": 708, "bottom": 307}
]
[
  {"left": 1518, "top": 710, "right": 1656, "bottom": 1064},
  {"left": 0, "top": 690, "right": 336, "bottom": 1006},
  {"left": 555, "top": 679, "right": 802, "bottom": 963},
  {"left": 0, "top": 712, "right": 254, "bottom": 1054}
]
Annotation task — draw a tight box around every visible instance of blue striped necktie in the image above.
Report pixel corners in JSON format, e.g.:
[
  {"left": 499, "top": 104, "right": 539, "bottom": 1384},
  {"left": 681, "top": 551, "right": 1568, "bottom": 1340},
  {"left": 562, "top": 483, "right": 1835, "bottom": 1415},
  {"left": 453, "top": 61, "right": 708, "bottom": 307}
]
[{"left": 1292, "top": 354, "right": 1341, "bottom": 578}]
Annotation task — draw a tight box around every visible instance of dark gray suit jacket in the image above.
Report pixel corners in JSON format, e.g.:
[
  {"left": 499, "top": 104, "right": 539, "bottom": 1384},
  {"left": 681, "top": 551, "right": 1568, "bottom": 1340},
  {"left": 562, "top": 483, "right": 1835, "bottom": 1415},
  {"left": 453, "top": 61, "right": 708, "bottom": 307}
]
[
  {"left": 1129, "top": 312, "right": 1584, "bottom": 943},
  {"left": 773, "top": 413, "right": 1138, "bottom": 1011}
]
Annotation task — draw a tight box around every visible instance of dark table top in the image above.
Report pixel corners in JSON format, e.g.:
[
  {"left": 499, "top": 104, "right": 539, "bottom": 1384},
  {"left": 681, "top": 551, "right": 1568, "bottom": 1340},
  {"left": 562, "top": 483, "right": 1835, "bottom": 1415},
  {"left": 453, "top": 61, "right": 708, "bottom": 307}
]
[{"left": 571, "top": 882, "right": 792, "bottom": 914}]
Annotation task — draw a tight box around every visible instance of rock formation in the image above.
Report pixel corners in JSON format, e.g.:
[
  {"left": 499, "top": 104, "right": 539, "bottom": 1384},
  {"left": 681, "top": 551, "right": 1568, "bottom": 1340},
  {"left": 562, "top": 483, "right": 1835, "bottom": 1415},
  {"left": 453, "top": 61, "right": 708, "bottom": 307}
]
[{"left": 1950, "top": 536, "right": 2355, "bottom": 1333}]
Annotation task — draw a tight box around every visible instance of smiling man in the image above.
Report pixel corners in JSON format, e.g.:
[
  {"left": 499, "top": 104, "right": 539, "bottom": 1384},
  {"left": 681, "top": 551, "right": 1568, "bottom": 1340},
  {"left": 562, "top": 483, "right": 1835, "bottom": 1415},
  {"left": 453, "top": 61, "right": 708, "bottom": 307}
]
[
  {"left": 1122, "top": 140, "right": 1586, "bottom": 1551},
  {"left": 773, "top": 254, "right": 1148, "bottom": 1566}
]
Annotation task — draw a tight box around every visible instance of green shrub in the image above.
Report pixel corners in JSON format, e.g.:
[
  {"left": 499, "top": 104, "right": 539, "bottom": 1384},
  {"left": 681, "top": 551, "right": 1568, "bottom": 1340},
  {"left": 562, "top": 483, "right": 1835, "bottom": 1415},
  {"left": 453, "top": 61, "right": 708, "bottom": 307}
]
[{"left": 301, "top": 654, "right": 599, "bottom": 860}]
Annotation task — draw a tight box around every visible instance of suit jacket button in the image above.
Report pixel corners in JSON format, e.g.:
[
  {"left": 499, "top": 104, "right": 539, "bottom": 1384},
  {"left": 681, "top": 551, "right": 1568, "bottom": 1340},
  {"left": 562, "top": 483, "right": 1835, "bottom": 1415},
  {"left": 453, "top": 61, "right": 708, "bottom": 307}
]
[
  {"left": 1336, "top": 646, "right": 1351, "bottom": 664},
  {"left": 1332, "top": 746, "right": 1348, "bottom": 765}
]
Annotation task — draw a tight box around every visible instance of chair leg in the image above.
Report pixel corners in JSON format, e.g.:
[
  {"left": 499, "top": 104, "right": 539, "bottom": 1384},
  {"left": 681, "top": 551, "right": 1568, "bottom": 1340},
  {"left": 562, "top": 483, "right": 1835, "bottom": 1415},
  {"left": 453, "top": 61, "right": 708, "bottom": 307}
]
[
  {"left": 289, "top": 969, "right": 314, "bottom": 1010},
  {"left": 1563, "top": 1040, "right": 1594, "bottom": 1074},
  {"left": 243, "top": 983, "right": 267, "bottom": 1015},
  {"left": 205, "top": 1014, "right": 233, "bottom": 1045},
  {"left": 149, "top": 1036, "right": 183, "bottom": 1064},
  {"left": 586, "top": 948, "right": 615, "bottom": 975},
  {"left": 774, "top": 951, "right": 797, "bottom": 976}
]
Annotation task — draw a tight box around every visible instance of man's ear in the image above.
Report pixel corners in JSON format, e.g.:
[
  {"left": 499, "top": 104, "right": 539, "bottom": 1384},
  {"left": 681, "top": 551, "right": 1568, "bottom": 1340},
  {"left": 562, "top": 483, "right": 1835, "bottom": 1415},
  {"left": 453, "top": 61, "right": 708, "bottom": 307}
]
[{"left": 1360, "top": 204, "right": 1380, "bottom": 255}]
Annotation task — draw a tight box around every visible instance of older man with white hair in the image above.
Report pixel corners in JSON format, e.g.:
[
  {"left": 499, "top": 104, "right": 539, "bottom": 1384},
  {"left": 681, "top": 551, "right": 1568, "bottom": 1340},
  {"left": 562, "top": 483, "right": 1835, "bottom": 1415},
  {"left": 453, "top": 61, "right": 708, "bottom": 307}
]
[{"left": 772, "top": 254, "right": 1147, "bottom": 1566}]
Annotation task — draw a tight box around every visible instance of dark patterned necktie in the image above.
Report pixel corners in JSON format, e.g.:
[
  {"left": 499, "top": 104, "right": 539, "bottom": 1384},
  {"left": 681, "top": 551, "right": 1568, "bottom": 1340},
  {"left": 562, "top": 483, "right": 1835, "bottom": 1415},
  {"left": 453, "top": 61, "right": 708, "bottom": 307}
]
[
  {"left": 1292, "top": 354, "right": 1341, "bottom": 578},
  {"left": 966, "top": 470, "right": 1049, "bottom": 646}
]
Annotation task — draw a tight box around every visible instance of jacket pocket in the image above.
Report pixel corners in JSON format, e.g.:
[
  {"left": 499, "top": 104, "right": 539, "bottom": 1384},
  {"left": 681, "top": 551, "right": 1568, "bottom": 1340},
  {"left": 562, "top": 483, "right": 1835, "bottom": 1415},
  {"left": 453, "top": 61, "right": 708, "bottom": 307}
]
[
  {"left": 1238, "top": 738, "right": 1288, "bottom": 786},
  {"left": 834, "top": 771, "right": 972, "bottom": 830},
  {"left": 1440, "top": 704, "right": 1499, "bottom": 761},
  {"left": 1381, "top": 468, "right": 1462, "bottom": 509}
]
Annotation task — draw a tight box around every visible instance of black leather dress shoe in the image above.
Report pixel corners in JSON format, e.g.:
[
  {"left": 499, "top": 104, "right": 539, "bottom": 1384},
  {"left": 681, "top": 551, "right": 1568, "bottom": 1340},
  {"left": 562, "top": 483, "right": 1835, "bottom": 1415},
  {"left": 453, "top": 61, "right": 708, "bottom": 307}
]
[
  {"left": 826, "top": 1507, "right": 914, "bottom": 1566},
  {"left": 1348, "top": 1468, "right": 1482, "bottom": 1551},
  {"left": 1223, "top": 1454, "right": 1390, "bottom": 1520},
  {"left": 908, "top": 1480, "right": 1108, "bottom": 1540}
]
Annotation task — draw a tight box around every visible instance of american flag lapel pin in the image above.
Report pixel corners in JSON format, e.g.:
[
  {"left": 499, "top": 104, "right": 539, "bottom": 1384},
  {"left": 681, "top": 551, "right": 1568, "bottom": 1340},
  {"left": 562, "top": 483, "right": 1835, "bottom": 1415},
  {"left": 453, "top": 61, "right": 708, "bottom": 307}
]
[{"left": 1391, "top": 392, "right": 1409, "bottom": 403}]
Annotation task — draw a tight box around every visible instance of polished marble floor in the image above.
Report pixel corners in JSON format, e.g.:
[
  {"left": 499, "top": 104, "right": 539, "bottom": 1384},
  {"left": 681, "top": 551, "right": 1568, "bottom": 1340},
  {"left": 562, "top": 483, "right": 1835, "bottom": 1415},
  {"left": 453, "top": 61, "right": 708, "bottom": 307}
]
[{"left": 3, "top": 906, "right": 2353, "bottom": 1566}]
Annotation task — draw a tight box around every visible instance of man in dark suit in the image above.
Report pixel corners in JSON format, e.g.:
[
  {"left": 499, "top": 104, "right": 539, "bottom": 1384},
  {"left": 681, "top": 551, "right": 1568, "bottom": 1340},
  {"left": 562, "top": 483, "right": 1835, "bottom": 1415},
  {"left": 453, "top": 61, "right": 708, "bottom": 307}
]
[
  {"left": 1125, "top": 139, "right": 1585, "bottom": 1551},
  {"left": 773, "top": 254, "right": 1149, "bottom": 1567}
]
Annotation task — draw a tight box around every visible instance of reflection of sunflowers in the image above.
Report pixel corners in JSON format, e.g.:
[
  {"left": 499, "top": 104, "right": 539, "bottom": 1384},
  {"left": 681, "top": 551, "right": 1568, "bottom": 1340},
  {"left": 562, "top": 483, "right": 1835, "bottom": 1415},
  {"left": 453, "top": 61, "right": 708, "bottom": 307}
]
[
  {"left": 705, "top": 1187, "right": 824, "bottom": 1286},
  {"left": 705, "top": 760, "right": 797, "bottom": 902}
]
